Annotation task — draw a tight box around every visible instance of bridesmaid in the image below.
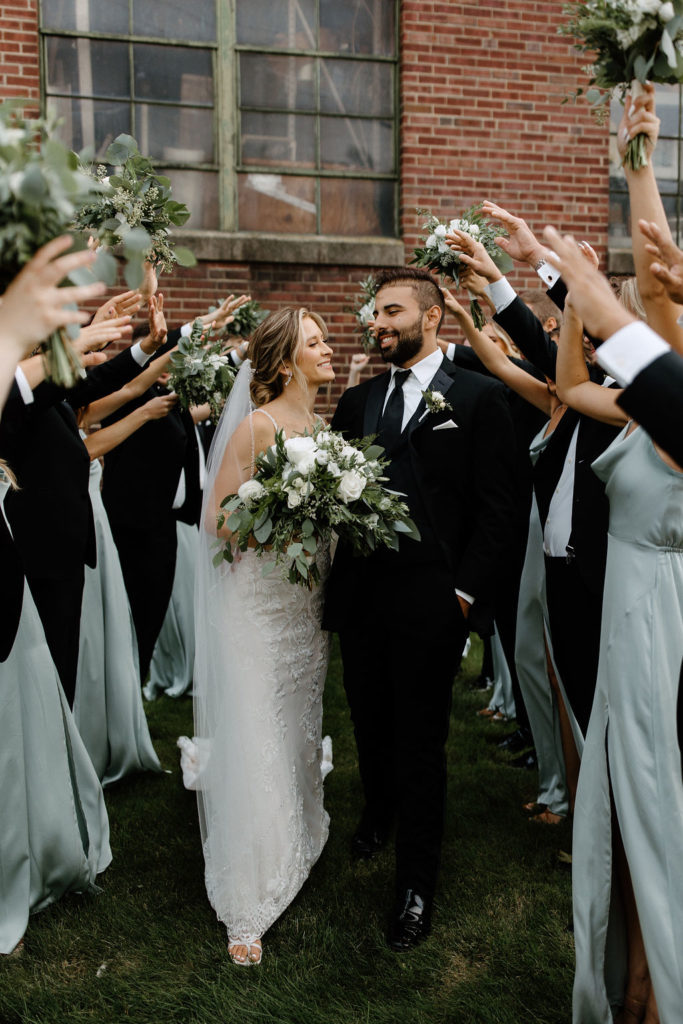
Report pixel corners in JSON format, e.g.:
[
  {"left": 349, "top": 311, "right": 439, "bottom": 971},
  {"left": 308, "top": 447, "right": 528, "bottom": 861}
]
[{"left": 0, "top": 461, "right": 111, "bottom": 955}]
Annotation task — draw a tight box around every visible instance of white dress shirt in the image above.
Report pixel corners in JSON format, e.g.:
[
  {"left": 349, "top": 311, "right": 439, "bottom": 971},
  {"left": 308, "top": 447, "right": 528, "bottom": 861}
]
[
  {"left": 483, "top": 261, "right": 561, "bottom": 316},
  {"left": 596, "top": 321, "right": 670, "bottom": 387}
]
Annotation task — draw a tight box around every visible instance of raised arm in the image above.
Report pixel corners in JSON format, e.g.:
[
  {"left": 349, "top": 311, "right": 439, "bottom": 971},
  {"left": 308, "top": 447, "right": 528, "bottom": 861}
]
[
  {"left": 83, "top": 348, "right": 175, "bottom": 424},
  {"left": 555, "top": 299, "right": 628, "bottom": 426},
  {"left": 82, "top": 392, "right": 177, "bottom": 460}
]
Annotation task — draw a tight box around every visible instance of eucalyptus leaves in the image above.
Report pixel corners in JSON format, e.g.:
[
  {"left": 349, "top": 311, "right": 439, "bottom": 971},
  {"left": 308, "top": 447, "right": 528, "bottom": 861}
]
[{"left": 169, "top": 319, "right": 236, "bottom": 423}]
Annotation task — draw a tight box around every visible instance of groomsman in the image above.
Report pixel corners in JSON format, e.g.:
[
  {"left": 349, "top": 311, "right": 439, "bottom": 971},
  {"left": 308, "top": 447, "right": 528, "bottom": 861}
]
[{"left": 324, "top": 267, "right": 516, "bottom": 950}]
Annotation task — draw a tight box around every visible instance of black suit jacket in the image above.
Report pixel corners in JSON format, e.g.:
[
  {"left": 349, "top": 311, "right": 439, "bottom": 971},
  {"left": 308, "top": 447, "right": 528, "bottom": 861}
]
[
  {"left": 325, "top": 357, "right": 516, "bottom": 634},
  {"left": 0, "top": 346, "right": 162, "bottom": 580},
  {"left": 617, "top": 350, "right": 683, "bottom": 466}
]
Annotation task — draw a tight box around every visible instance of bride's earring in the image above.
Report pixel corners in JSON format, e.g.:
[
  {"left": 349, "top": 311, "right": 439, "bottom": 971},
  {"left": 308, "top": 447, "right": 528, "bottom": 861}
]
[{"left": 284, "top": 371, "right": 293, "bottom": 387}]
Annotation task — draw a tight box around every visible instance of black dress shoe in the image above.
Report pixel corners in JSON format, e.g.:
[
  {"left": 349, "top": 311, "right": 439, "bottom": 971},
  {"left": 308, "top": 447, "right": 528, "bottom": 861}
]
[
  {"left": 388, "top": 889, "right": 431, "bottom": 951},
  {"left": 498, "top": 727, "right": 533, "bottom": 753},
  {"left": 351, "top": 823, "right": 389, "bottom": 860}
]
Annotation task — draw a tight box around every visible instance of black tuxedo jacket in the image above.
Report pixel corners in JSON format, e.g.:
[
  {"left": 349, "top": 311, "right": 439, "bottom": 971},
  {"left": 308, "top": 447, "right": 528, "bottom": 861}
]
[
  {"left": 617, "top": 350, "right": 683, "bottom": 466},
  {"left": 324, "top": 356, "right": 516, "bottom": 634},
  {"left": 0, "top": 346, "right": 162, "bottom": 580},
  {"left": 101, "top": 382, "right": 201, "bottom": 530}
]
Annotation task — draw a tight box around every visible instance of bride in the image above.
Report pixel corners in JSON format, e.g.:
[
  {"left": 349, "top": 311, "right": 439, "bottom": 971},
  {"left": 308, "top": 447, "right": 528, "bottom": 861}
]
[{"left": 182, "top": 307, "right": 335, "bottom": 967}]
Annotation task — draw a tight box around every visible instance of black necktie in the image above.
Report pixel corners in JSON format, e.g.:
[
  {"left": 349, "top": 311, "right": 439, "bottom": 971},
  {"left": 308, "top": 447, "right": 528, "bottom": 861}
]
[{"left": 380, "top": 369, "right": 410, "bottom": 450}]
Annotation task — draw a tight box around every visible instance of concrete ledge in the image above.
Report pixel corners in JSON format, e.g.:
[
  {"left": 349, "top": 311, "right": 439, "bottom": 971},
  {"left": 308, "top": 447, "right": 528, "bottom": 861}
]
[{"left": 173, "top": 230, "right": 406, "bottom": 266}]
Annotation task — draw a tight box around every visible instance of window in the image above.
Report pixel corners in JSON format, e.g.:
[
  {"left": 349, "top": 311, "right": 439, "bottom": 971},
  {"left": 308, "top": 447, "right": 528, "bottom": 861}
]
[
  {"left": 609, "top": 83, "right": 682, "bottom": 259},
  {"left": 40, "top": 0, "right": 398, "bottom": 237}
]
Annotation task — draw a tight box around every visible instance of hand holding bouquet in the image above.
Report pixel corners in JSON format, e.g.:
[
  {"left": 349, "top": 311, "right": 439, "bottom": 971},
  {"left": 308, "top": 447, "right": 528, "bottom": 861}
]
[
  {"left": 223, "top": 297, "right": 269, "bottom": 337},
  {"left": 411, "top": 204, "right": 512, "bottom": 328},
  {"left": 215, "top": 426, "right": 420, "bottom": 588},
  {"left": 169, "top": 319, "right": 236, "bottom": 422},
  {"left": 561, "top": 0, "right": 683, "bottom": 169}
]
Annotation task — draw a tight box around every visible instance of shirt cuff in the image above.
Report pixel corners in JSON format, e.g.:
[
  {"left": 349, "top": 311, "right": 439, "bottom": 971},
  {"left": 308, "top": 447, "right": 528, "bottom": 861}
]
[
  {"left": 456, "top": 588, "right": 475, "bottom": 606},
  {"left": 14, "top": 366, "right": 34, "bottom": 404},
  {"left": 130, "top": 340, "right": 152, "bottom": 367},
  {"left": 595, "top": 323, "right": 670, "bottom": 387},
  {"left": 485, "top": 276, "right": 517, "bottom": 314},
  {"left": 445, "top": 342, "right": 456, "bottom": 362},
  {"left": 180, "top": 322, "right": 192, "bottom": 338},
  {"left": 230, "top": 347, "right": 243, "bottom": 368},
  {"left": 536, "top": 260, "right": 561, "bottom": 289}
]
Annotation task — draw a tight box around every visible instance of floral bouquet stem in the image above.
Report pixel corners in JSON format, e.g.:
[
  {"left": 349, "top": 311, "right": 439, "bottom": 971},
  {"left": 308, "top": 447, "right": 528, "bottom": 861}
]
[
  {"left": 467, "top": 290, "right": 486, "bottom": 330},
  {"left": 43, "top": 327, "right": 84, "bottom": 388},
  {"left": 623, "top": 79, "right": 650, "bottom": 170}
]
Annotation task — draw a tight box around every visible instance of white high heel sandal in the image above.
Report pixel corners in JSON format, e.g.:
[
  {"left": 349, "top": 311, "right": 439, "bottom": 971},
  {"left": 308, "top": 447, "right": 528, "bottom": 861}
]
[{"left": 228, "top": 937, "right": 262, "bottom": 967}]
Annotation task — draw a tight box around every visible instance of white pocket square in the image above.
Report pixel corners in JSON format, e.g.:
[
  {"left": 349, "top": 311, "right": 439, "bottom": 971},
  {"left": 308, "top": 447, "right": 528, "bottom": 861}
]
[{"left": 432, "top": 419, "right": 458, "bottom": 431}]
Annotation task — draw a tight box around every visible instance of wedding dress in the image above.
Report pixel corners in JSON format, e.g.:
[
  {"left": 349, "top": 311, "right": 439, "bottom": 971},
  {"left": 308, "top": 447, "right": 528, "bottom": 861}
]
[{"left": 180, "top": 364, "right": 332, "bottom": 944}]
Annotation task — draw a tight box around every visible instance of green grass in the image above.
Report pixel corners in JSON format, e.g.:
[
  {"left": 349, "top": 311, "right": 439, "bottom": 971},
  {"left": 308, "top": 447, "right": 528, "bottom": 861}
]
[{"left": 0, "top": 637, "right": 574, "bottom": 1024}]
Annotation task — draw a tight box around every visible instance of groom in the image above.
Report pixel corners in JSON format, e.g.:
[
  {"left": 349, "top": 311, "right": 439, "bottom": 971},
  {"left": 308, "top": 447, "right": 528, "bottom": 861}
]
[{"left": 324, "top": 266, "right": 516, "bottom": 950}]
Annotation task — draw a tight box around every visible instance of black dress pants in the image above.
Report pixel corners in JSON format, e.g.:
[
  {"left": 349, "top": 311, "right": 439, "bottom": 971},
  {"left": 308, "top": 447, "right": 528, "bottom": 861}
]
[
  {"left": 544, "top": 556, "right": 604, "bottom": 736},
  {"left": 29, "top": 569, "right": 85, "bottom": 707},
  {"left": 338, "top": 558, "right": 468, "bottom": 902}
]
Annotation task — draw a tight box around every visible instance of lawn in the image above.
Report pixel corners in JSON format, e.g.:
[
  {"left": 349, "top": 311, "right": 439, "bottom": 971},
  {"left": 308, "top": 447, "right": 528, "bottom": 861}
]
[{"left": 0, "top": 637, "right": 575, "bottom": 1024}]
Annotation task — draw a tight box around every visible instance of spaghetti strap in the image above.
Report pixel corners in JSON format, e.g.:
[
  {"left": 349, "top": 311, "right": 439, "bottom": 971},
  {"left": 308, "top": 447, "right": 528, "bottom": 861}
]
[{"left": 251, "top": 408, "right": 279, "bottom": 431}]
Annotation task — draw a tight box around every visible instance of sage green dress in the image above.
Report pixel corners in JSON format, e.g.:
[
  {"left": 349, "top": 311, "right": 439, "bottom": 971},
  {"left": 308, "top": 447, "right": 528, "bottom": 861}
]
[
  {"left": 0, "top": 476, "right": 111, "bottom": 954},
  {"left": 146, "top": 521, "right": 198, "bottom": 700},
  {"left": 572, "top": 425, "right": 683, "bottom": 1023},
  {"left": 74, "top": 451, "right": 161, "bottom": 785}
]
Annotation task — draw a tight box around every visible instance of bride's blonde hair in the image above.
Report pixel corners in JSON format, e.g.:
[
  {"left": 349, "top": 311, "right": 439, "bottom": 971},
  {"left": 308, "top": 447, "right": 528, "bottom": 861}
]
[{"left": 249, "top": 307, "right": 328, "bottom": 407}]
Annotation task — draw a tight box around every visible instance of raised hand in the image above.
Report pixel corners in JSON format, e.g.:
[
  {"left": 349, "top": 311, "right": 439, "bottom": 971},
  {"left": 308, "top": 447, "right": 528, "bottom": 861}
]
[
  {"left": 199, "top": 294, "right": 251, "bottom": 332},
  {"left": 146, "top": 292, "right": 168, "bottom": 352},
  {"left": 639, "top": 219, "right": 683, "bottom": 303},
  {"left": 91, "top": 289, "right": 142, "bottom": 325},
  {"left": 445, "top": 229, "right": 502, "bottom": 282},
  {"left": 0, "top": 236, "right": 106, "bottom": 357},
  {"left": 616, "top": 83, "right": 660, "bottom": 166},
  {"left": 73, "top": 314, "right": 133, "bottom": 352},
  {"left": 543, "top": 226, "right": 634, "bottom": 340},
  {"left": 142, "top": 392, "right": 177, "bottom": 420},
  {"left": 440, "top": 285, "right": 466, "bottom": 318},
  {"left": 481, "top": 201, "right": 548, "bottom": 267}
]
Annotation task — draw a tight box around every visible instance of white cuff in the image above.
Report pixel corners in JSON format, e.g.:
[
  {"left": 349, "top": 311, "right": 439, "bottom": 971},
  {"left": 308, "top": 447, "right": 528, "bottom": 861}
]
[
  {"left": 230, "top": 347, "right": 243, "bottom": 368},
  {"left": 131, "top": 341, "right": 152, "bottom": 367},
  {"left": 14, "top": 367, "right": 34, "bottom": 404},
  {"left": 596, "top": 323, "right": 670, "bottom": 387},
  {"left": 180, "top": 322, "right": 192, "bottom": 338},
  {"left": 172, "top": 469, "right": 186, "bottom": 510},
  {"left": 456, "top": 588, "right": 475, "bottom": 606},
  {"left": 445, "top": 342, "right": 456, "bottom": 362},
  {"left": 485, "top": 276, "right": 517, "bottom": 314},
  {"left": 536, "top": 260, "right": 561, "bottom": 289}
]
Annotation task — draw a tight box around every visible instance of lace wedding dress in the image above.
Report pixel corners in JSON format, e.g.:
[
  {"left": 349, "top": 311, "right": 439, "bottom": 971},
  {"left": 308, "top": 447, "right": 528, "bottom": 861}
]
[{"left": 180, "top": 367, "right": 332, "bottom": 943}]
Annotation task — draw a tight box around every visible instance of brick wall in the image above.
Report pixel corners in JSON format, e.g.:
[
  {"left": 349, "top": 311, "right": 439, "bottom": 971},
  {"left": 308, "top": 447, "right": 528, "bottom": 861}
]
[{"left": 0, "top": 1, "right": 610, "bottom": 401}]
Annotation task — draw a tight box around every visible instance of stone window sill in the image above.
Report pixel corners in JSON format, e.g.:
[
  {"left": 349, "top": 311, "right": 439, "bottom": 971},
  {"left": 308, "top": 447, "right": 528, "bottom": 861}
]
[{"left": 173, "top": 231, "right": 406, "bottom": 266}]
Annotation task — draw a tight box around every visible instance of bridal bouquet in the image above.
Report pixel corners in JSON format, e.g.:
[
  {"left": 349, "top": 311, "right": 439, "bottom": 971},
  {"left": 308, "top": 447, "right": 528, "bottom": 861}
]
[
  {"left": 223, "top": 298, "right": 269, "bottom": 337},
  {"left": 411, "top": 204, "right": 512, "bottom": 328},
  {"left": 349, "top": 275, "right": 377, "bottom": 353},
  {"left": 560, "top": 0, "right": 683, "bottom": 168},
  {"left": 0, "top": 102, "right": 116, "bottom": 385},
  {"left": 74, "top": 134, "right": 196, "bottom": 286},
  {"left": 215, "top": 426, "right": 420, "bottom": 587},
  {"left": 169, "top": 319, "right": 236, "bottom": 422}
]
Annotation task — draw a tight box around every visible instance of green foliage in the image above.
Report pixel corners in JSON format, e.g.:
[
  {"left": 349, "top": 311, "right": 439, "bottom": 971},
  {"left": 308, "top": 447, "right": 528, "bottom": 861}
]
[
  {"left": 168, "top": 319, "right": 236, "bottom": 423},
  {"left": 223, "top": 298, "right": 269, "bottom": 336},
  {"left": 74, "top": 134, "right": 196, "bottom": 278},
  {"left": 346, "top": 275, "right": 378, "bottom": 353}
]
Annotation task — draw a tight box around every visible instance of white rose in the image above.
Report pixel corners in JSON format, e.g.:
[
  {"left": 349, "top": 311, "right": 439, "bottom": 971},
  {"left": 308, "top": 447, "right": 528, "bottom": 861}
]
[
  {"left": 468, "top": 223, "right": 480, "bottom": 236},
  {"left": 315, "top": 448, "right": 330, "bottom": 466},
  {"left": 337, "top": 469, "right": 366, "bottom": 503},
  {"left": 341, "top": 444, "right": 362, "bottom": 464},
  {"left": 284, "top": 435, "right": 318, "bottom": 474},
  {"left": 659, "top": 0, "right": 675, "bottom": 20},
  {"left": 434, "top": 224, "right": 447, "bottom": 238},
  {"left": 437, "top": 239, "right": 451, "bottom": 254},
  {"left": 426, "top": 233, "right": 438, "bottom": 249},
  {"left": 285, "top": 487, "right": 302, "bottom": 508},
  {"left": 327, "top": 461, "right": 341, "bottom": 477},
  {"left": 448, "top": 218, "right": 462, "bottom": 233},
  {"left": 237, "top": 479, "right": 266, "bottom": 505}
]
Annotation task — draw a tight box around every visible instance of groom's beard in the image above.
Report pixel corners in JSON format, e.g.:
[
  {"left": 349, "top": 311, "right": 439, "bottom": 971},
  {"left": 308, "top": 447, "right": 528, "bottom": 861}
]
[{"left": 378, "top": 316, "right": 423, "bottom": 366}]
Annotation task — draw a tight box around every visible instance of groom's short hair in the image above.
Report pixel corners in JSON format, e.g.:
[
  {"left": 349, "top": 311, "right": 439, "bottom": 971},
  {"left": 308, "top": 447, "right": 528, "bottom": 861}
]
[{"left": 374, "top": 266, "right": 445, "bottom": 326}]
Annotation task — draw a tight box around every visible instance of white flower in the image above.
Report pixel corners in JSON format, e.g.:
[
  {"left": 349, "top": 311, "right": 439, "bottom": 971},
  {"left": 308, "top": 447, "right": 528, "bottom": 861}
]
[
  {"left": 426, "top": 233, "right": 438, "bottom": 249},
  {"left": 341, "top": 444, "right": 362, "bottom": 464},
  {"left": 337, "top": 469, "right": 366, "bottom": 503},
  {"left": 207, "top": 354, "right": 228, "bottom": 370},
  {"left": 285, "top": 487, "right": 303, "bottom": 508},
  {"left": 315, "top": 448, "right": 330, "bottom": 466},
  {"left": 437, "top": 239, "right": 452, "bottom": 254},
  {"left": 659, "top": 0, "right": 675, "bottom": 20},
  {"left": 637, "top": 0, "right": 663, "bottom": 14},
  {"left": 327, "top": 461, "right": 341, "bottom": 477},
  {"left": 366, "top": 513, "right": 379, "bottom": 528},
  {"left": 284, "top": 435, "right": 318, "bottom": 474},
  {"left": 237, "top": 479, "right": 266, "bottom": 505},
  {"left": 434, "top": 224, "right": 447, "bottom": 238},
  {"left": 358, "top": 300, "right": 375, "bottom": 325},
  {"left": 616, "top": 21, "right": 648, "bottom": 47},
  {"left": 448, "top": 218, "right": 463, "bottom": 233},
  {"left": 468, "top": 223, "right": 480, "bottom": 236}
]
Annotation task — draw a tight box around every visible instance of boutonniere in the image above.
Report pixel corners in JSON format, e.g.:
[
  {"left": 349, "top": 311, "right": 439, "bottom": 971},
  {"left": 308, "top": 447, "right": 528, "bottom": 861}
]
[{"left": 421, "top": 388, "right": 452, "bottom": 415}]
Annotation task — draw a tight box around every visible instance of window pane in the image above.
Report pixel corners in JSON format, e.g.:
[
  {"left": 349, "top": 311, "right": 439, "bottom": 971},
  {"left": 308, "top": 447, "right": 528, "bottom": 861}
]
[
  {"left": 652, "top": 137, "right": 679, "bottom": 193},
  {"left": 320, "top": 0, "right": 395, "bottom": 56},
  {"left": 165, "top": 169, "right": 219, "bottom": 230},
  {"left": 42, "top": 0, "right": 128, "bottom": 33},
  {"left": 320, "top": 177, "right": 394, "bottom": 235},
  {"left": 240, "top": 54, "right": 315, "bottom": 112},
  {"left": 48, "top": 95, "right": 131, "bottom": 158},
  {"left": 238, "top": 173, "right": 316, "bottom": 232},
  {"left": 134, "top": 45, "right": 213, "bottom": 105},
  {"left": 45, "top": 37, "right": 129, "bottom": 99},
  {"left": 655, "top": 83, "right": 679, "bottom": 137},
  {"left": 236, "top": 0, "right": 316, "bottom": 48},
  {"left": 135, "top": 105, "right": 214, "bottom": 163},
  {"left": 133, "top": 0, "right": 216, "bottom": 42},
  {"left": 320, "top": 59, "right": 392, "bottom": 117},
  {"left": 241, "top": 112, "right": 315, "bottom": 168},
  {"left": 320, "top": 117, "right": 393, "bottom": 173}
]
